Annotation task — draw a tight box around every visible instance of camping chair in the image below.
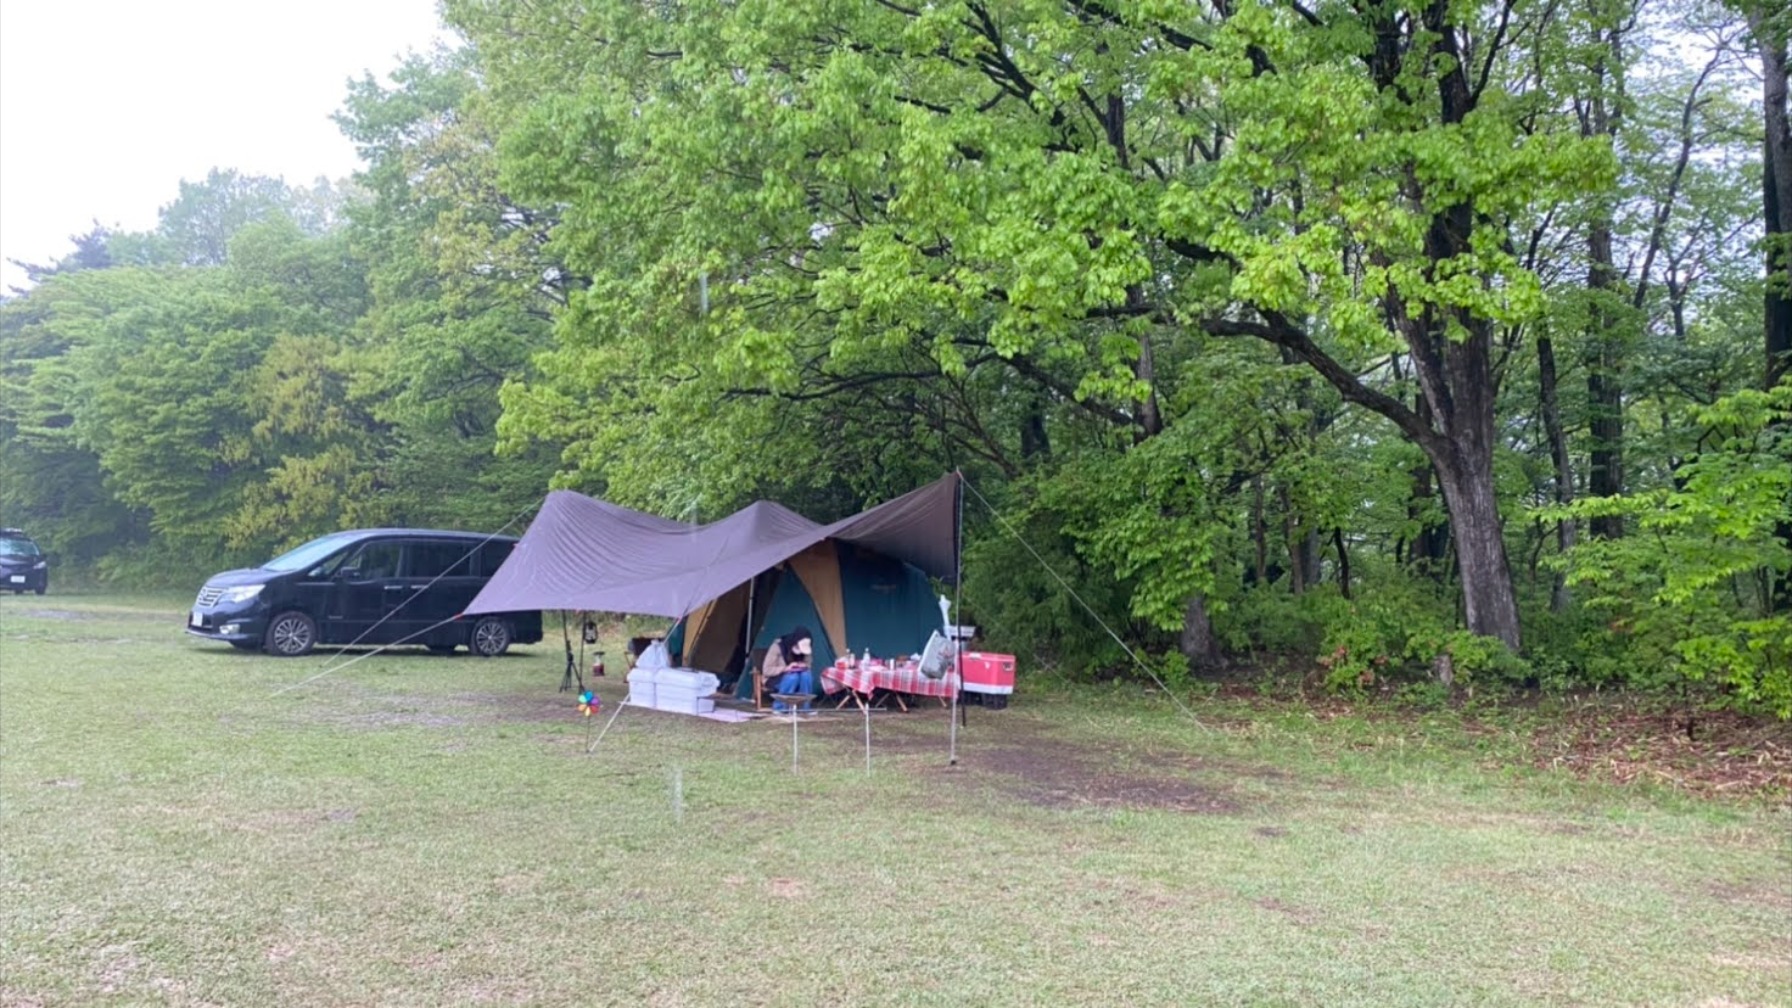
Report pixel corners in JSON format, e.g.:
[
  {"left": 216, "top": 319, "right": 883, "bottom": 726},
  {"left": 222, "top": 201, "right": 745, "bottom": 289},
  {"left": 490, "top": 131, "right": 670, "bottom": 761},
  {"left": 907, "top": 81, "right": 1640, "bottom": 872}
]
[{"left": 748, "top": 646, "right": 769, "bottom": 710}]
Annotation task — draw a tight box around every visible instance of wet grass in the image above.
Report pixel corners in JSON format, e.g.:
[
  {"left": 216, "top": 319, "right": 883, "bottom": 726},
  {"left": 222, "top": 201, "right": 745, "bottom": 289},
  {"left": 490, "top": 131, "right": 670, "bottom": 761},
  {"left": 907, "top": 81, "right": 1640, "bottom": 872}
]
[{"left": 2, "top": 593, "right": 1788, "bottom": 1006}]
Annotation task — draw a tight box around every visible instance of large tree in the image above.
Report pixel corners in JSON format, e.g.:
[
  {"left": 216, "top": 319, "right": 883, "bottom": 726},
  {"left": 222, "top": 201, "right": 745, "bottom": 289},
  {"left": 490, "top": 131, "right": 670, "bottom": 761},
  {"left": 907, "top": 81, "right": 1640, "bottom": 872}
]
[{"left": 448, "top": 0, "right": 1626, "bottom": 649}]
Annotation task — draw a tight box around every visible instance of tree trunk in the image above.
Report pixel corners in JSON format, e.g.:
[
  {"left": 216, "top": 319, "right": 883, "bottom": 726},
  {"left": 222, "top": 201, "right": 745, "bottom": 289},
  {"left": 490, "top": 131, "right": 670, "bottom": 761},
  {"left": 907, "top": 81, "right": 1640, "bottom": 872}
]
[
  {"left": 1584, "top": 32, "right": 1625, "bottom": 539},
  {"left": 1586, "top": 263, "right": 1625, "bottom": 539},
  {"left": 1408, "top": 396, "right": 1452, "bottom": 578},
  {"left": 1434, "top": 449, "right": 1523, "bottom": 649},
  {"left": 1537, "top": 333, "right": 1575, "bottom": 610},
  {"left": 1333, "top": 527, "right": 1352, "bottom": 600},
  {"left": 1757, "top": 16, "right": 1792, "bottom": 390},
  {"left": 1180, "top": 592, "right": 1220, "bottom": 670},
  {"left": 1753, "top": 14, "right": 1792, "bottom": 611},
  {"left": 1251, "top": 475, "right": 1268, "bottom": 586},
  {"left": 1279, "top": 485, "right": 1303, "bottom": 593},
  {"left": 1296, "top": 531, "right": 1321, "bottom": 593},
  {"left": 1019, "top": 393, "right": 1050, "bottom": 460},
  {"left": 1132, "top": 289, "right": 1164, "bottom": 440}
]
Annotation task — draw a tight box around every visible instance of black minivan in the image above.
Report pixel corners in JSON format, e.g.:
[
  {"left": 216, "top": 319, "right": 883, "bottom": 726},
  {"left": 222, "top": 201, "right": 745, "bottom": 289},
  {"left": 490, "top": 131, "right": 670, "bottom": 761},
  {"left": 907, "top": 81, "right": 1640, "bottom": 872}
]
[
  {"left": 0, "top": 528, "right": 50, "bottom": 595},
  {"left": 185, "top": 529, "right": 542, "bottom": 657}
]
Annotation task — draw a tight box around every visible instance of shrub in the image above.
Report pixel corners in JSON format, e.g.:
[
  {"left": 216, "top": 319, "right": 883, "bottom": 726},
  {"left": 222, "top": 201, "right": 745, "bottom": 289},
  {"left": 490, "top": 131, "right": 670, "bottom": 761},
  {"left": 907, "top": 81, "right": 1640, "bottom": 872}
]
[{"left": 1545, "top": 386, "right": 1792, "bottom": 718}]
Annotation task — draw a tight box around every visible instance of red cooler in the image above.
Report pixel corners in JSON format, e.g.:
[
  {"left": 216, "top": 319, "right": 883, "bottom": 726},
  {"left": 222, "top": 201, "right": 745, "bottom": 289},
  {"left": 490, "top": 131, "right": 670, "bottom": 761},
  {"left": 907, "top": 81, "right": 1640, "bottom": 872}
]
[{"left": 959, "top": 652, "right": 1015, "bottom": 695}]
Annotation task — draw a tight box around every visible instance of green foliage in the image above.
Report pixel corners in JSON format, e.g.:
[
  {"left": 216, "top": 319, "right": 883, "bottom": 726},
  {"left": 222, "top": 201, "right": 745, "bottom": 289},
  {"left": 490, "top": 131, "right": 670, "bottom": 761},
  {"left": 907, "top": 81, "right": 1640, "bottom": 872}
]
[
  {"left": 960, "top": 487, "right": 1144, "bottom": 679},
  {"left": 1547, "top": 385, "right": 1792, "bottom": 716},
  {"left": 0, "top": 0, "right": 1777, "bottom": 733}
]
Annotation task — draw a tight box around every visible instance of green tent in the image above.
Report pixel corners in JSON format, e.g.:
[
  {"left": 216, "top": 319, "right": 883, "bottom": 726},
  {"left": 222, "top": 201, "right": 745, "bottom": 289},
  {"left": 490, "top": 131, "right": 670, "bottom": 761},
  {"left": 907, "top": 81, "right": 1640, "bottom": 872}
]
[{"left": 666, "top": 540, "right": 942, "bottom": 697}]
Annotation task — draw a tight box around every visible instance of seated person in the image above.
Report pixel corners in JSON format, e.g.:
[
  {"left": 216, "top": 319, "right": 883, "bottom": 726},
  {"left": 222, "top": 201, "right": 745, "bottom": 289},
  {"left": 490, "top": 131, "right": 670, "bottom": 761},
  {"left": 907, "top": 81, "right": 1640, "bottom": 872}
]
[{"left": 763, "top": 627, "right": 816, "bottom": 711}]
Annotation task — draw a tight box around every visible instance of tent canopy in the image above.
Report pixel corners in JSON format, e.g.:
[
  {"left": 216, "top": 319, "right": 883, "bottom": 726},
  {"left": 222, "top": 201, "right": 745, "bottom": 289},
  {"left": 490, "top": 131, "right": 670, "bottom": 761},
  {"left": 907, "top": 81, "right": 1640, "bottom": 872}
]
[{"left": 465, "top": 473, "right": 960, "bottom": 618}]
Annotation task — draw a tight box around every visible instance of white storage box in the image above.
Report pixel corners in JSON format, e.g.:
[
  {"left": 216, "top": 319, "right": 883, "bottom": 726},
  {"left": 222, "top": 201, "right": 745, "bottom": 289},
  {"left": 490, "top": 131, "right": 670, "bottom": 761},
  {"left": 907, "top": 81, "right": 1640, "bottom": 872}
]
[
  {"left": 653, "top": 684, "right": 710, "bottom": 710},
  {"left": 656, "top": 668, "right": 720, "bottom": 693},
  {"left": 625, "top": 667, "right": 658, "bottom": 707},
  {"left": 658, "top": 694, "right": 716, "bottom": 715}
]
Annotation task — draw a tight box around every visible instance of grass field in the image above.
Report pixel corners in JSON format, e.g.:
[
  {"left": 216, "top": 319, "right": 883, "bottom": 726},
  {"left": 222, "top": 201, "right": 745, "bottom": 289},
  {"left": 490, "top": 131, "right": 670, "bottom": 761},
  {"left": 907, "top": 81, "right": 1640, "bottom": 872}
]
[{"left": 2, "top": 594, "right": 1787, "bottom": 1007}]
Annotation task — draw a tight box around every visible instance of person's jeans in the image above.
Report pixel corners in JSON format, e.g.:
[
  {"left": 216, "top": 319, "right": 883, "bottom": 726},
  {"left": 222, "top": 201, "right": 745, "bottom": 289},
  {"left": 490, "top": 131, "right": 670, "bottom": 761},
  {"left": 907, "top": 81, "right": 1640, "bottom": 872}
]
[{"left": 772, "top": 669, "right": 815, "bottom": 711}]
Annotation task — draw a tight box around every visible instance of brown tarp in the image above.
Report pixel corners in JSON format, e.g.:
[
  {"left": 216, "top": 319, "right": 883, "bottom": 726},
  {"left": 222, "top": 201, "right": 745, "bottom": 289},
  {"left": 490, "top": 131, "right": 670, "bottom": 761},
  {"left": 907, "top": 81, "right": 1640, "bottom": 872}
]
[{"left": 465, "top": 473, "right": 959, "bottom": 617}]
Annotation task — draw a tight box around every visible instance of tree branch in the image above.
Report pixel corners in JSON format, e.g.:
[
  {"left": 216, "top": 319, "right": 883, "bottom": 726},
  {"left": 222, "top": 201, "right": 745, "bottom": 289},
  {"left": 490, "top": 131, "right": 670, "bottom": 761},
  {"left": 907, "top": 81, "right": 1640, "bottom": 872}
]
[{"left": 1204, "top": 314, "right": 1444, "bottom": 454}]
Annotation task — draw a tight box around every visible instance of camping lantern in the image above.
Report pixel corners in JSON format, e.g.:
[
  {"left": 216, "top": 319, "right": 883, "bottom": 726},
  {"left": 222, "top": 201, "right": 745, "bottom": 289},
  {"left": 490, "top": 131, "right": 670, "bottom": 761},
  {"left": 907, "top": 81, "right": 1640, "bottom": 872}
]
[{"left": 592, "top": 650, "right": 606, "bottom": 678}]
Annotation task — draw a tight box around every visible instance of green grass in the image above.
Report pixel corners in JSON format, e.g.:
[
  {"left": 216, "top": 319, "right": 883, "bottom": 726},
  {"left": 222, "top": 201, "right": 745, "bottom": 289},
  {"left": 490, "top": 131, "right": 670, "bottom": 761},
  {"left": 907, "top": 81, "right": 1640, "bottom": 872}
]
[{"left": 2, "top": 593, "right": 1787, "bottom": 1007}]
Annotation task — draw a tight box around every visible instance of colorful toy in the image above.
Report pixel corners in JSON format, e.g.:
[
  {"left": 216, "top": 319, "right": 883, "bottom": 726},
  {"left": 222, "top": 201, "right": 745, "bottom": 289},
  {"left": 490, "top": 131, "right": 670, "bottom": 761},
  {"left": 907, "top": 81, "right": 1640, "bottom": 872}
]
[{"left": 578, "top": 690, "right": 602, "bottom": 717}]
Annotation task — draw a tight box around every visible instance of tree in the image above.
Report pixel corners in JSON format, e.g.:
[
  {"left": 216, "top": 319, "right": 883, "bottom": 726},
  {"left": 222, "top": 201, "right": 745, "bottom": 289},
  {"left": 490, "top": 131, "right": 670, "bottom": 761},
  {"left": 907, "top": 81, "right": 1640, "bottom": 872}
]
[
  {"left": 153, "top": 168, "right": 317, "bottom": 268},
  {"left": 6, "top": 222, "right": 115, "bottom": 293},
  {"left": 446, "top": 0, "right": 1640, "bottom": 651}
]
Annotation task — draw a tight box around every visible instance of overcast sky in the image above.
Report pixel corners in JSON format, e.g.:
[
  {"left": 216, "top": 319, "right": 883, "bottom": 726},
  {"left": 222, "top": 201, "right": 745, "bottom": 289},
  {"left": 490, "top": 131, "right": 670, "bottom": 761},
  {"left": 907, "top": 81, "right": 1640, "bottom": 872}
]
[{"left": 0, "top": 0, "right": 450, "bottom": 292}]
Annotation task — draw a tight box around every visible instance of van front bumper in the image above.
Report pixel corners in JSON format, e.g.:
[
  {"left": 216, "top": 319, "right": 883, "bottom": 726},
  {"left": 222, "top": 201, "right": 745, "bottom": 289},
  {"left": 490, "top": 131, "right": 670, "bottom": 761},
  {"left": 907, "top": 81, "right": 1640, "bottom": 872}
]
[{"left": 185, "top": 607, "right": 267, "bottom": 643}]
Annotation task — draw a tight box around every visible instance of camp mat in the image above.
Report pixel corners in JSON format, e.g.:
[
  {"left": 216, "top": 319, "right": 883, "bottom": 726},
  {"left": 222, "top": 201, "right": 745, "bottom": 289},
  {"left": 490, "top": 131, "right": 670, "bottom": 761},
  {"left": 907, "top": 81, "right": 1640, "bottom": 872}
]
[{"left": 695, "top": 708, "right": 758, "bottom": 723}]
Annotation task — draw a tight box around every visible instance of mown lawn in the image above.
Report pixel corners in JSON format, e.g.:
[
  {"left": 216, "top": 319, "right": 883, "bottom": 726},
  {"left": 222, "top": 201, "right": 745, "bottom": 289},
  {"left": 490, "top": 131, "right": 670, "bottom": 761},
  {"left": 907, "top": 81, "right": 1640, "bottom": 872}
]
[{"left": 2, "top": 593, "right": 1787, "bottom": 1007}]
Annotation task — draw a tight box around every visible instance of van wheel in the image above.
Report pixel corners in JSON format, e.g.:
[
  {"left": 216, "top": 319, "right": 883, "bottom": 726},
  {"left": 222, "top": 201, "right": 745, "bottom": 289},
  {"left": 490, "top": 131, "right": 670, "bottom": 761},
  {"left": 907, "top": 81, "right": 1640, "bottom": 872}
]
[
  {"left": 265, "top": 611, "right": 317, "bottom": 657},
  {"left": 33, "top": 585, "right": 45, "bottom": 596},
  {"left": 469, "top": 617, "right": 511, "bottom": 657}
]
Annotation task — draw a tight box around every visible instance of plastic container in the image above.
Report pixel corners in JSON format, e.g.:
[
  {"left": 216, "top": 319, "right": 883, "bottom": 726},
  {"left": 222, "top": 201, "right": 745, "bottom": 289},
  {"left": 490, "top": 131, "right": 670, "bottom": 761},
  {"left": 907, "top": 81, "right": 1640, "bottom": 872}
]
[
  {"left": 658, "top": 694, "right": 716, "bottom": 715},
  {"left": 625, "top": 667, "right": 658, "bottom": 707},
  {"left": 653, "top": 685, "right": 708, "bottom": 709},
  {"left": 960, "top": 652, "right": 1015, "bottom": 695},
  {"left": 655, "top": 668, "right": 720, "bottom": 694}
]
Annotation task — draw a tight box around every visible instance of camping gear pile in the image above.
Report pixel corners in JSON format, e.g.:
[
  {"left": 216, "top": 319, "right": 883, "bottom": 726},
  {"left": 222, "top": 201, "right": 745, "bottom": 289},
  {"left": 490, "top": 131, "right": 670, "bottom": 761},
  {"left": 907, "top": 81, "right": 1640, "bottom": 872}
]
[
  {"left": 625, "top": 667, "right": 721, "bottom": 715},
  {"left": 625, "top": 639, "right": 722, "bottom": 715}
]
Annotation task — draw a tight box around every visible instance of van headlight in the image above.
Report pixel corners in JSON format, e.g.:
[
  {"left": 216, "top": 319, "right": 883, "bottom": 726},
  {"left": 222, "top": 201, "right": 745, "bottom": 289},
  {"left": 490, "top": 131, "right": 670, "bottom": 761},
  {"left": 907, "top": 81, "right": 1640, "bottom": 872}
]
[
  {"left": 32, "top": 561, "right": 45, "bottom": 570},
  {"left": 220, "top": 585, "right": 264, "bottom": 604}
]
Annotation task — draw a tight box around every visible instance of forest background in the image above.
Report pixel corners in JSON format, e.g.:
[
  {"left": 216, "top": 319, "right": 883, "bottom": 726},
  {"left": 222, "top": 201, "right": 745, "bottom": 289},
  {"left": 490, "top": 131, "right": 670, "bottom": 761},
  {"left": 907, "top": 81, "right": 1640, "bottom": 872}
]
[{"left": 3, "top": 0, "right": 1788, "bottom": 718}]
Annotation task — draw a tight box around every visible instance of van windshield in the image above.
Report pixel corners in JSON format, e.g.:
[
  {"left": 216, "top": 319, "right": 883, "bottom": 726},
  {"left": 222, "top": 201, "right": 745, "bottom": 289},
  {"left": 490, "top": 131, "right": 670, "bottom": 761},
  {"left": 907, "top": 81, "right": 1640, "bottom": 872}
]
[
  {"left": 262, "top": 532, "right": 364, "bottom": 572},
  {"left": 0, "top": 537, "right": 40, "bottom": 558}
]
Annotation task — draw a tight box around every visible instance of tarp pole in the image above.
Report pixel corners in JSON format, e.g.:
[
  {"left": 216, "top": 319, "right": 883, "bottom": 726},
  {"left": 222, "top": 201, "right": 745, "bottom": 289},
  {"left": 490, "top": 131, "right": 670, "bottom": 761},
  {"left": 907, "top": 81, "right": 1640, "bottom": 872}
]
[
  {"left": 948, "top": 470, "right": 964, "bottom": 767},
  {"left": 744, "top": 576, "right": 756, "bottom": 685}
]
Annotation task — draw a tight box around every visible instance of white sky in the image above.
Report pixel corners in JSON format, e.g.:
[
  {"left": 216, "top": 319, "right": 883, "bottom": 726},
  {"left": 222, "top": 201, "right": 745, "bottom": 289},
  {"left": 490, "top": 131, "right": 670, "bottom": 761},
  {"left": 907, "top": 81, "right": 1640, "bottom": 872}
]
[{"left": 0, "top": 0, "right": 451, "bottom": 292}]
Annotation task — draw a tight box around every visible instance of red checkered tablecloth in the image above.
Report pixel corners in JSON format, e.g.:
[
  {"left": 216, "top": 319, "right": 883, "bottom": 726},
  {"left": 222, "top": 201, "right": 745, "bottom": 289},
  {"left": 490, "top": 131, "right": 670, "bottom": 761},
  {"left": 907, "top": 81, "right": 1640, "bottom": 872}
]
[{"left": 824, "top": 662, "right": 960, "bottom": 699}]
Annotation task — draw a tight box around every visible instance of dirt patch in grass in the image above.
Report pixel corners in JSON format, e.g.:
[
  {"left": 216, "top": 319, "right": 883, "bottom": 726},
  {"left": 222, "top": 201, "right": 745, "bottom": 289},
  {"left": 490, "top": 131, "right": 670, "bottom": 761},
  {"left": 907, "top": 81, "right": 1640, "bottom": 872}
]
[
  {"left": 766, "top": 877, "right": 809, "bottom": 899},
  {"left": 830, "top": 712, "right": 1243, "bottom": 814},
  {"left": 1207, "top": 683, "right": 1792, "bottom": 803},
  {"left": 1707, "top": 881, "right": 1792, "bottom": 914},
  {"left": 1255, "top": 896, "right": 1322, "bottom": 927},
  {"left": 1522, "top": 707, "right": 1792, "bottom": 802},
  {"left": 12, "top": 607, "right": 171, "bottom": 623},
  {"left": 969, "top": 736, "right": 1238, "bottom": 813}
]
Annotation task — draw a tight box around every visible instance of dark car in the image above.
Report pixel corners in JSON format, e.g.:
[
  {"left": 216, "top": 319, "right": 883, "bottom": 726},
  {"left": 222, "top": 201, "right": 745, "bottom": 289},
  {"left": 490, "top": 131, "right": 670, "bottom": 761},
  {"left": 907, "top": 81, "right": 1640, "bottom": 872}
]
[
  {"left": 0, "top": 528, "right": 49, "bottom": 595},
  {"left": 185, "top": 528, "right": 542, "bottom": 657}
]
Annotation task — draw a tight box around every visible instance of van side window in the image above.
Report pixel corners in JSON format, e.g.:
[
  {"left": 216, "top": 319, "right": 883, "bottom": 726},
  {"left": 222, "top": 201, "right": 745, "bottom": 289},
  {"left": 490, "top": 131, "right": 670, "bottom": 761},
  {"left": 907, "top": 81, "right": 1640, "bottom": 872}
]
[
  {"left": 343, "top": 541, "right": 404, "bottom": 580},
  {"left": 477, "top": 541, "right": 515, "bottom": 578},
  {"left": 409, "top": 541, "right": 474, "bottom": 578}
]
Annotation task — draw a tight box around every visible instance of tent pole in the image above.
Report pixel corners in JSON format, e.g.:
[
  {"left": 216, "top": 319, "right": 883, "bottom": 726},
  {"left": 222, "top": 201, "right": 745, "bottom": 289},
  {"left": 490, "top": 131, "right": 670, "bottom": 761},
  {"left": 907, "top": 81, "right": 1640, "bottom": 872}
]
[
  {"left": 560, "top": 611, "right": 584, "bottom": 693},
  {"left": 744, "top": 577, "right": 756, "bottom": 687},
  {"left": 948, "top": 470, "right": 964, "bottom": 767}
]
